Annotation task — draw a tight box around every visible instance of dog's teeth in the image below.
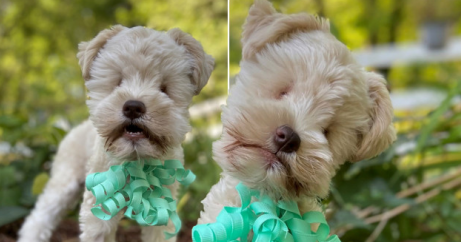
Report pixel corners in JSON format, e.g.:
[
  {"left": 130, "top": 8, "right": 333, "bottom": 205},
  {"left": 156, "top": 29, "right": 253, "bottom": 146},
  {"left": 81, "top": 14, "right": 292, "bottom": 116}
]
[{"left": 126, "top": 131, "right": 143, "bottom": 134}]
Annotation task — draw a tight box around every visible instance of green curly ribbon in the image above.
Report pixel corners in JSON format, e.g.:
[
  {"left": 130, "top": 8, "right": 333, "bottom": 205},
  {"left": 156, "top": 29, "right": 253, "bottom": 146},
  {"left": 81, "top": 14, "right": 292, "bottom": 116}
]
[
  {"left": 85, "top": 159, "right": 195, "bottom": 239},
  {"left": 192, "top": 183, "right": 341, "bottom": 242}
]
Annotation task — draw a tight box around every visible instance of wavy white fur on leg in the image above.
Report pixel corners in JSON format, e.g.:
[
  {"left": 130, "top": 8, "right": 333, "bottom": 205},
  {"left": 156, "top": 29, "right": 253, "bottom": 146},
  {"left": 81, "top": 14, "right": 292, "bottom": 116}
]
[
  {"left": 18, "top": 121, "right": 95, "bottom": 242},
  {"left": 18, "top": 25, "right": 214, "bottom": 242},
  {"left": 199, "top": 0, "right": 396, "bottom": 229},
  {"left": 140, "top": 172, "right": 181, "bottom": 242}
]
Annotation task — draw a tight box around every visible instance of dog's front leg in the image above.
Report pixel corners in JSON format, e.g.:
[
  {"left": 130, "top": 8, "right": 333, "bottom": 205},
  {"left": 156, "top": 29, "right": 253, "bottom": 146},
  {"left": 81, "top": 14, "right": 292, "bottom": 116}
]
[
  {"left": 18, "top": 121, "right": 93, "bottom": 242},
  {"left": 141, "top": 172, "right": 180, "bottom": 242},
  {"left": 79, "top": 138, "right": 125, "bottom": 242},
  {"left": 198, "top": 174, "right": 241, "bottom": 224},
  {"left": 141, "top": 225, "right": 176, "bottom": 242},
  {"left": 79, "top": 189, "right": 124, "bottom": 242},
  {"left": 17, "top": 168, "right": 84, "bottom": 242},
  {"left": 142, "top": 150, "right": 184, "bottom": 242}
]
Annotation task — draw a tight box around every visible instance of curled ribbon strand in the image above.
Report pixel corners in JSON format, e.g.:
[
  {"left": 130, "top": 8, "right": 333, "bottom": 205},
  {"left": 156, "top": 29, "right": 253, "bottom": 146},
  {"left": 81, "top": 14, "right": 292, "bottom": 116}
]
[
  {"left": 85, "top": 159, "right": 196, "bottom": 240},
  {"left": 192, "top": 183, "right": 341, "bottom": 242}
]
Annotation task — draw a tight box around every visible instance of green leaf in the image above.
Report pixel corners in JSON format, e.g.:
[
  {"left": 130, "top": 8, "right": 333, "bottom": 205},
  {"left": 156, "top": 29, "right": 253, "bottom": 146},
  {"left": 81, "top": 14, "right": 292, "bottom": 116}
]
[
  {"left": 0, "top": 187, "right": 22, "bottom": 206},
  {"left": 421, "top": 160, "right": 461, "bottom": 170},
  {"left": 32, "top": 172, "right": 49, "bottom": 195},
  {"left": 0, "top": 166, "right": 18, "bottom": 187},
  {"left": 329, "top": 209, "right": 370, "bottom": 230},
  {"left": 0, "top": 115, "right": 26, "bottom": 128},
  {"left": 0, "top": 206, "right": 30, "bottom": 227},
  {"left": 344, "top": 148, "right": 396, "bottom": 179},
  {"left": 415, "top": 82, "right": 461, "bottom": 154}
]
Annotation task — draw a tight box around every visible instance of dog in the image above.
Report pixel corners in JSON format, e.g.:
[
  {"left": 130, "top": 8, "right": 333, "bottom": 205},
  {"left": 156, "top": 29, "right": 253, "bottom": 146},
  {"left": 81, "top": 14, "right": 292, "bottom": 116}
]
[
  {"left": 18, "top": 25, "right": 214, "bottom": 242},
  {"left": 198, "top": 0, "right": 396, "bottom": 232}
]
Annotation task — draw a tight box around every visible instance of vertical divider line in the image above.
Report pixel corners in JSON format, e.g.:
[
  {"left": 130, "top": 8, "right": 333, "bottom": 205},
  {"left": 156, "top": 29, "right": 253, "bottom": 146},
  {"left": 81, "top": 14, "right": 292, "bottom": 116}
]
[{"left": 227, "top": 0, "right": 230, "bottom": 94}]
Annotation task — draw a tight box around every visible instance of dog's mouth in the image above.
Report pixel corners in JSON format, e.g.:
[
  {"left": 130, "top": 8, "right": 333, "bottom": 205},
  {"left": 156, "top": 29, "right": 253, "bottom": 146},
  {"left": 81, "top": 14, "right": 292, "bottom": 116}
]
[
  {"left": 104, "top": 121, "right": 168, "bottom": 151},
  {"left": 222, "top": 130, "right": 312, "bottom": 198},
  {"left": 123, "top": 123, "right": 147, "bottom": 141},
  {"left": 225, "top": 141, "right": 284, "bottom": 168},
  {"left": 259, "top": 148, "right": 282, "bottom": 165},
  {"left": 224, "top": 129, "right": 286, "bottom": 167}
]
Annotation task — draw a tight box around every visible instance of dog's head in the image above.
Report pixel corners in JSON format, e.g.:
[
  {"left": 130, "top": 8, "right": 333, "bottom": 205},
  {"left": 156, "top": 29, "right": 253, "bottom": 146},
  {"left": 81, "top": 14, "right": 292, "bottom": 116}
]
[
  {"left": 77, "top": 25, "right": 214, "bottom": 159},
  {"left": 214, "top": 0, "right": 396, "bottom": 200}
]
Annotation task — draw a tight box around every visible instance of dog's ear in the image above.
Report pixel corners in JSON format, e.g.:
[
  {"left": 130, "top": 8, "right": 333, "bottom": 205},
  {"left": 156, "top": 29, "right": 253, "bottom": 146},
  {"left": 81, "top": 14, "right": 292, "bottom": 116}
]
[
  {"left": 77, "top": 25, "right": 125, "bottom": 81},
  {"left": 167, "top": 28, "right": 215, "bottom": 95},
  {"left": 241, "top": 0, "right": 330, "bottom": 59},
  {"left": 351, "top": 72, "right": 396, "bottom": 162}
]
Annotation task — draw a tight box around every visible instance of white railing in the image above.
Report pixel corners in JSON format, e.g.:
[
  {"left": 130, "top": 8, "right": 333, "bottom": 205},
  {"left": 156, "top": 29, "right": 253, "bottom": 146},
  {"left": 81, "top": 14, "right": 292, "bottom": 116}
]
[{"left": 353, "top": 36, "right": 461, "bottom": 68}]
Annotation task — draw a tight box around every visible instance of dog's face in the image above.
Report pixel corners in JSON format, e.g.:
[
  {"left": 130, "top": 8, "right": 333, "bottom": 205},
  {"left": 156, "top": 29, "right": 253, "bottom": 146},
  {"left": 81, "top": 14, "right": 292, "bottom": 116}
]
[
  {"left": 214, "top": 1, "right": 396, "bottom": 200},
  {"left": 77, "top": 26, "right": 214, "bottom": 160}
]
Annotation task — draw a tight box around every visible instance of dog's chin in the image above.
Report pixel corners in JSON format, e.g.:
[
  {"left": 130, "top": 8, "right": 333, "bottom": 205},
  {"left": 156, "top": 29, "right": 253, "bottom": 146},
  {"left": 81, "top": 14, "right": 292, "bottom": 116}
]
[
  {"left": 220, "top": 145, "right": 316, "bottom": 201},
  {"left": 106, "top": 139, "right": 159, "bottom": 160}
]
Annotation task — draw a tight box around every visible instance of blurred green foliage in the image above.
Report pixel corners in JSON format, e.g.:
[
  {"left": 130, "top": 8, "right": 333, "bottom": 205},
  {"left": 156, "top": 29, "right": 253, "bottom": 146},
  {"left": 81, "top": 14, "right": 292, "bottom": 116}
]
[
  {"left": 230, "top": 0, "right": 461, "bottom": 80},
  {"left": 0, "top": 0, "right": 226, "bottom": 239},
  {"left": 328, "top": 81, "right": 461, "bottom": 241}
]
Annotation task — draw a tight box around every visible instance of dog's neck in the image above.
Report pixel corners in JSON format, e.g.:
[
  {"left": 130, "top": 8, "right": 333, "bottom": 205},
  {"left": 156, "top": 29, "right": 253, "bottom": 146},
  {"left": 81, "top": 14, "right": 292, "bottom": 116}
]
[
  {"left": 86, "top": 136, "right": 184, "bottom": 174},
  {"left": 198, "top": 173, "right": 322, "bottom": 225}
]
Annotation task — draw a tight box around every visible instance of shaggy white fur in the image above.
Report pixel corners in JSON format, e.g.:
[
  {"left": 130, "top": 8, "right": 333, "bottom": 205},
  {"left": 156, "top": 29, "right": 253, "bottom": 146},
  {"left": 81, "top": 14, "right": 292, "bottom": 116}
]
[
  {"left": 198, "top": 0, "right": 396, "bottom": 229},
  {"left": 18, "top": 25, "right": 214, "bottom": 242}
]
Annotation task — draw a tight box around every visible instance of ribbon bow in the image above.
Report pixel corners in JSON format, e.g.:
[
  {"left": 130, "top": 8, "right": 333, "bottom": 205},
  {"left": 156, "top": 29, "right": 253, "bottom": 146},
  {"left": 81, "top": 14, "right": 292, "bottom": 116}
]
[
  {"left": 192, "top": 183, "right": 341, "bottom": 242},
  {"left": 85, "top": 159, "right": 195, "bottom": 239}
]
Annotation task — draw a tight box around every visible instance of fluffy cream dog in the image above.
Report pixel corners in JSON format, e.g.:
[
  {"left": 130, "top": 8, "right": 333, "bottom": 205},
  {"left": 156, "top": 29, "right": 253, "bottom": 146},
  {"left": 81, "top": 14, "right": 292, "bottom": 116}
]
[
  {"left": 18, "top": 25, "right": 214, "bottom": 242},
  {"left": 198, "top": 0, "right": 396, "bottom": 229}
]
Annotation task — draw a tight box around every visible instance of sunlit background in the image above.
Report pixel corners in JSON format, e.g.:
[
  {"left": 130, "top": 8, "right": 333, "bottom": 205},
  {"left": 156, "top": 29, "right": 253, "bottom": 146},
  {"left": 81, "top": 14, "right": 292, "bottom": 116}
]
[
  {"left": 0, "top": 0, "right": 226, "bottom": 241},
  {"left": 230, "top": 0, "right": 461, "bottom": 242}
]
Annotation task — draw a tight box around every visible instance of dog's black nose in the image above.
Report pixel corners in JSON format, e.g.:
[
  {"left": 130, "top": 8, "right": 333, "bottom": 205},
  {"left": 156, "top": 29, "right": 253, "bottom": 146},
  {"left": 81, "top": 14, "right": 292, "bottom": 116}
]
[
  {"left": 123, "top": 100, "right": 146, "bottom": 119},
  {"left": 274, "top": 125, "right": 301, "bottom": 153}
]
